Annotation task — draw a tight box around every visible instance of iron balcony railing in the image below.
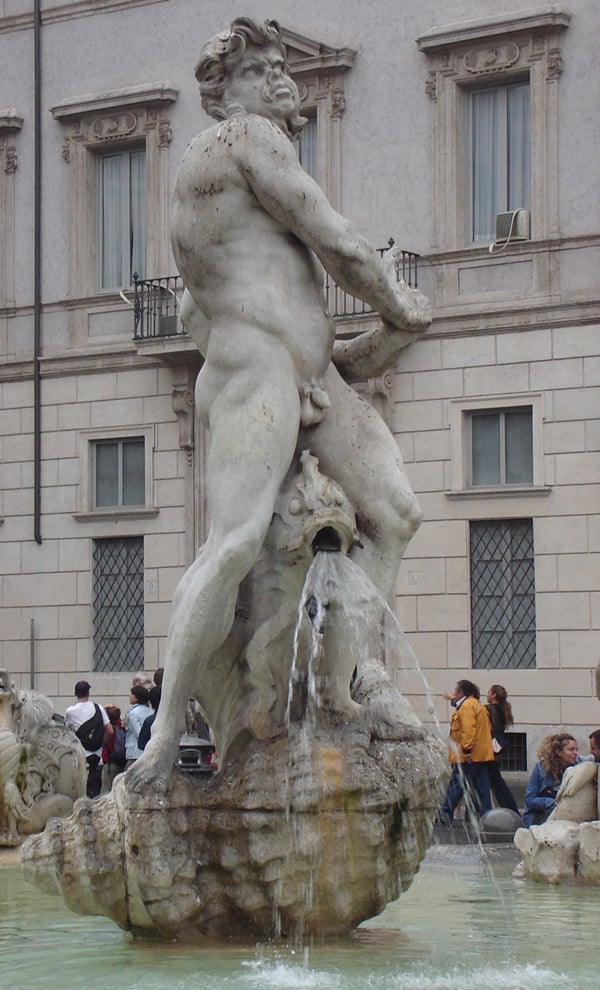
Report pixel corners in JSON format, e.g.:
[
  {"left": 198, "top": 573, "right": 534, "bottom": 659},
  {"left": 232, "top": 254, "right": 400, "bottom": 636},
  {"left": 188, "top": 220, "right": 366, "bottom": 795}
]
[{"left": 132, "top": 241, "right": 419, "bottom": 341}]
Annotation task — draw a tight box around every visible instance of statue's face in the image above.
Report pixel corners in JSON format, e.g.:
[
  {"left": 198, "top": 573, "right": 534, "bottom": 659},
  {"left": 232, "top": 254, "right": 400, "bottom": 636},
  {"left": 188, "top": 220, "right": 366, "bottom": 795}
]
[{"left": 222, "top": 42, "right": 300, "bottom": 128}]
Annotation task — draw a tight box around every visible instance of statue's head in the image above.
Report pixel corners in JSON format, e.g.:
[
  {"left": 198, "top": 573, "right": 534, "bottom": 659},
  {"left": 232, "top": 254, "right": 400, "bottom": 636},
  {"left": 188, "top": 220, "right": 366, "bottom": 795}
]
[{"left": 195, "top": 17, "right": 306, "bottom": 137}]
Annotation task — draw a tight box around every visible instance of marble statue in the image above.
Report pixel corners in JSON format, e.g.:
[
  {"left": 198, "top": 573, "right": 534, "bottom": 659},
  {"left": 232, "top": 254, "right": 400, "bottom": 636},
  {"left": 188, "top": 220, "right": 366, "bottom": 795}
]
[
  {"left": 128, "top": 15, "right": 431, "bottom": 788},
  {"left": 22, "top": 18, "right": 446, "bottom": 938},
  {"left": 0, "top": 671, "right": 87, "bottom": 845}
]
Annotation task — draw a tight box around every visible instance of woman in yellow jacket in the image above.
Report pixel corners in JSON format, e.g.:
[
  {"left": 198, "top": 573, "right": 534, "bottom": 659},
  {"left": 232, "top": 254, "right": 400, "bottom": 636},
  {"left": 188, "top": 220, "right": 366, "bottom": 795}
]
[{"left": 438, "top": 679, "right": 494, "bottom": 824}]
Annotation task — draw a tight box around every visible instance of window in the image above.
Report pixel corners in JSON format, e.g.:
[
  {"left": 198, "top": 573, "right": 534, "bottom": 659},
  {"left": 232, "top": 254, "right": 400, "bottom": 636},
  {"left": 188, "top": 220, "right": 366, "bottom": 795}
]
[
  {"left": 97, "top": 148, "right": 146, "bottom": 289},
  {"left": 498, "top": 731, "right": 528, "bottom": 772},
  {"left": 93, "top": 437, "right": 145, "bottom": 508},
  {"left": 93, "top": 537, "right": 144, "bottom": 672},
  {"left": 470, "top": 518, "right": 536, "bottom": 670},
  {"left": 282, "top": 27, "right": 356, "bottom": 210},
  {"left": 467, "top": 81, "right": 530, "bottom": 244},
  {"left": 75, "top": 426, "right": 156, "bottom": 520},
  {"left": 51, "top": 82, "right": 177, "bottom": 298},
  {"left": 448, "top": 394, "right": 546, "bottom": 495},
  {"left": 417, "top": 7, "right": 570, "bottom": 251},
  {"left": 298, "top": 111, "right": 318, "bottom": 180},
  {"left": 469, "top": 407, "right": 533, "bottom": 487}
]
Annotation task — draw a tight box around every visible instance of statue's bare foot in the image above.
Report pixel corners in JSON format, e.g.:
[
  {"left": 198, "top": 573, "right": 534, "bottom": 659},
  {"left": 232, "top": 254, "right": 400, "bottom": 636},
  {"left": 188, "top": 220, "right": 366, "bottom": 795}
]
[
  {"left": 124, "top": 734, "right": 179, "bottom": 795},
  {"left": 317, "top": 694, "right": 363, "bottom": 721}
]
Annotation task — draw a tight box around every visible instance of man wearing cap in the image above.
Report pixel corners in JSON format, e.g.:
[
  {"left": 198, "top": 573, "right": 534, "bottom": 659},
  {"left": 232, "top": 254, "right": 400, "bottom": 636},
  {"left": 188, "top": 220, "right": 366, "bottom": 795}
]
[{"left": 65, "top": 681, "right": 112, "bottom": 798}]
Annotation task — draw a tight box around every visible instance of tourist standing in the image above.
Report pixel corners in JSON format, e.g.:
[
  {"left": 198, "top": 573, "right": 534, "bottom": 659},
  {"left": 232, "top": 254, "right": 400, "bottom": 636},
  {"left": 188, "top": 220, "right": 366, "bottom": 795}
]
[
  {"left": 65, "top": 680, "right": 112, "bottom": 798},
  {"left": 138, "top": 685, "right": 161, "bottom": 751},
  {"left": 485, "top": 685, "right": 520, "bottom": 814},
  {"left": 101, "top": 704, "right": 126, "bottom": 793},
  {"left": 438, "top": 679, "right": 494, "bottom": 824},
  {"left": 125, "top": 686, "right": 152, "bottom": 767}
]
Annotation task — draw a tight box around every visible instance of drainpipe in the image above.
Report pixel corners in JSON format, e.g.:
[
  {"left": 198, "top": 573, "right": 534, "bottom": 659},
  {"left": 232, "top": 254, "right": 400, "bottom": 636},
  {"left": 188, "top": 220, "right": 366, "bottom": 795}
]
[{"left": 33, "top": 0, "right": 42, "bottom": 544}]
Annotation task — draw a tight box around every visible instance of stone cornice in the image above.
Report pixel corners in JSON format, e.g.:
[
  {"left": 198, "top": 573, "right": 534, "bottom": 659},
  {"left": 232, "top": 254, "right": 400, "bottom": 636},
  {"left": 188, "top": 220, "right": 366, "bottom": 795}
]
[
  {"left": 50, "top": 82, "right": 178, "bottom": 121},
  {"left": 281, "top": 27, "right": 356, "bottom": 77},
  {"left": 0, "top": 109, "right": 24, "bottom": 134},
  {"left": 0, "top": 0, "right": 165, "bottom": 34},
  {"left": 416, "top": 3, "right": 570, "bottom": 52}
]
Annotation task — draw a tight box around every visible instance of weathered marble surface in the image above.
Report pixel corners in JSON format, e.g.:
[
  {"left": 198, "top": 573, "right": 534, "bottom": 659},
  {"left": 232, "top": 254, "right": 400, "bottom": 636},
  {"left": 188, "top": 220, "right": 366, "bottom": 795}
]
[
  {"left": 514, "top": 762, "right": 600, "bottom": 883},
  {"left": 22, "top": 667, "right": 447, "bottom": 939},
  {"left": 0, "top": 671, "right": 86, "bottom": 846}
]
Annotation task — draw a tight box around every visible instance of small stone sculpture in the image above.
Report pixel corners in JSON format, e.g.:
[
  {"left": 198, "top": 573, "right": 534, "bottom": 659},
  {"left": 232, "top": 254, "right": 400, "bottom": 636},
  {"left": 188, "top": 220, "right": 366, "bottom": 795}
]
[
  {"left": 514, "top": 761, "right": 600, "bottom": 883},
  {"left": 0, "top": 671, "right": 87, "bottom": 845}
]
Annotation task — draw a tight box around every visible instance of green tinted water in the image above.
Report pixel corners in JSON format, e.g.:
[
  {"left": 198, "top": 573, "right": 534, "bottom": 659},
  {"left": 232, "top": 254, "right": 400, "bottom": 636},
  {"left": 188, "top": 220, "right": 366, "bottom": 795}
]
[{"left": 1, "top": 844, "right": 596, "bottom": 990}]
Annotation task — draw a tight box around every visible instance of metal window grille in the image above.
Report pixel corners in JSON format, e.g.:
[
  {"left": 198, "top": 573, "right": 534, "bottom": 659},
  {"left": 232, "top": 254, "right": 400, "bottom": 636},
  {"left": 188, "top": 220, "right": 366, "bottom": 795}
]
[
  {"left": 498, "top": 731, "right": 528, "bottom": 772},
  {"left": 470, "top": 519, "right": 536, "bottom": 670},
  {"left": 93, "top": 537, "right": 144, "bottom": 672}
]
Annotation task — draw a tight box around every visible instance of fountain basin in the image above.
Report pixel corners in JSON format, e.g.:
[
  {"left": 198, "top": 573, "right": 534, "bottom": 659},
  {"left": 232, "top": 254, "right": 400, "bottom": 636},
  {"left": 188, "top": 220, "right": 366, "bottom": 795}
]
[{"left": 21, "top": 712, "right": 446, "bottom": 941}]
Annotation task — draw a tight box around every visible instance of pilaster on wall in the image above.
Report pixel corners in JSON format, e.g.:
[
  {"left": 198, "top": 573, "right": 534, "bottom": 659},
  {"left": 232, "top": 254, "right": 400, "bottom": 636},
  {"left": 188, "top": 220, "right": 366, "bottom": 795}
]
[{"left": 0, "top": 109, "right": 23, "bottom": 311}]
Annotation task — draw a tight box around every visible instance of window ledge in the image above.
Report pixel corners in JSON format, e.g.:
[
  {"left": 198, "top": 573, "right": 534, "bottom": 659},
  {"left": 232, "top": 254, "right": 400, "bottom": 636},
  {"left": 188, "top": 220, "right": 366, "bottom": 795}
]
[
  {"left": 446, "top": 485, "right": 552, "bottom": 500},
  {"left": 73, "top": 507, "right": 159, "bottom": 523}
]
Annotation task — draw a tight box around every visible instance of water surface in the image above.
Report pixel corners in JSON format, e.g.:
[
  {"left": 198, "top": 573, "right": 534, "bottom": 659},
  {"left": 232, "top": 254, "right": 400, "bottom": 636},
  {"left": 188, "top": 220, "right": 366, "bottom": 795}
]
[{"left": 1, "top": 844, "right": 597, "bottom": 990}]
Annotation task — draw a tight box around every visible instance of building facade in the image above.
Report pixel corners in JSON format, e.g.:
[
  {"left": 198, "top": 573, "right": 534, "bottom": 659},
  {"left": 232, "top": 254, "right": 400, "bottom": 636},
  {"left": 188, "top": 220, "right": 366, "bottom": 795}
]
[{"left": 0, "top": 0, "right": 598, "bottom": 769}]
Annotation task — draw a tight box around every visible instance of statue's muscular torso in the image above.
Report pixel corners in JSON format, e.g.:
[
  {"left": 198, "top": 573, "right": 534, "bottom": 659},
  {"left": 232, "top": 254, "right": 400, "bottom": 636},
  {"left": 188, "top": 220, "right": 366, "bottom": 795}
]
[{"left": 171, "top": 115, "right": 335, "bottom": 410}]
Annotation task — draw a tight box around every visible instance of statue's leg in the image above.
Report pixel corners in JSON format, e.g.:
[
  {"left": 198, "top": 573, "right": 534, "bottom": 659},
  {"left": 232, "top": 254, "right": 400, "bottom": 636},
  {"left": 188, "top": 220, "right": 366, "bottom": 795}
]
[
  {"left": 308, "top": 363, "right": 421, "bottom": 599},
  {"left": 301, "top": 364, "right": 421, "bottom": 712},
  {"left": 127, "top": 372, "right": 301, "bottom": 791}
]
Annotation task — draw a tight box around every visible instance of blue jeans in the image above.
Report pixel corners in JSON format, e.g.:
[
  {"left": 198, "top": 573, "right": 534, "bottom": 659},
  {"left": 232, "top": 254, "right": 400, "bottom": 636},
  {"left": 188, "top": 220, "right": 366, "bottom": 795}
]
[{"left": 441, "top": 762, "right": 492, "bottom": 820}]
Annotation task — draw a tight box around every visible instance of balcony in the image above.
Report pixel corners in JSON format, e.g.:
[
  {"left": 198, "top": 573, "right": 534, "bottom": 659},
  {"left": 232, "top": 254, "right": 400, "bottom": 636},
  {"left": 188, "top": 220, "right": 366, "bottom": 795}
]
[{"left": 131, "top": 241, "right": 420, "bottom": 342}]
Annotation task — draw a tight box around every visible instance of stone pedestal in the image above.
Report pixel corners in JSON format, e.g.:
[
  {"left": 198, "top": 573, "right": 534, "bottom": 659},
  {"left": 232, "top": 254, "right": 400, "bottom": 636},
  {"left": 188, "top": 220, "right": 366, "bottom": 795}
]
[{"left": 22, "top": 709, "right": 446, "bottom": 940}]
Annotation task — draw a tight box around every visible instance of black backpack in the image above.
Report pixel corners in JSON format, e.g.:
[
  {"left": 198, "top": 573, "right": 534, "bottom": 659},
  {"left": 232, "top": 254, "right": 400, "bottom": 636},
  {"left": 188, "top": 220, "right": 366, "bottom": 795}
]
[
  {"left": 76, "top": 704, "right": 105, "bottom": 752},
  {"left": 110, "top": 725, "right": 127, "bottom": 767}
]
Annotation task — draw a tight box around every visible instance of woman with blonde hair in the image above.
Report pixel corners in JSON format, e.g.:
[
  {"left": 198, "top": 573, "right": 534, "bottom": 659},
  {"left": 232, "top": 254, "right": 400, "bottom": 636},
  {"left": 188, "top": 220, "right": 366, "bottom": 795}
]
[{"left": 522, "top": 732, "right": 581, "bottom": 827}]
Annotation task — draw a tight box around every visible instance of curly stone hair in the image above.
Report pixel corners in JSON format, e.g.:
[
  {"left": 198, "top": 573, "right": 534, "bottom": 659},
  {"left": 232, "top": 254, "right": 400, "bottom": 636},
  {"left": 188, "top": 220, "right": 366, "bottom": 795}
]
[{"left": 194, "top": 16, "right": 306, "bottom": 136}]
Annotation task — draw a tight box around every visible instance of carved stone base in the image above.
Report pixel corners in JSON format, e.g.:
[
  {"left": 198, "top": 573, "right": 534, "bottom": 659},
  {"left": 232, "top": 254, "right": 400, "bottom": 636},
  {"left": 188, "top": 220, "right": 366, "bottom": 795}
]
[
  {"left": 22, "top": 709, "right": 446, "bottom": 940},
  {"left": 514, "top": 819, "right": 600, "bottom": 884}
]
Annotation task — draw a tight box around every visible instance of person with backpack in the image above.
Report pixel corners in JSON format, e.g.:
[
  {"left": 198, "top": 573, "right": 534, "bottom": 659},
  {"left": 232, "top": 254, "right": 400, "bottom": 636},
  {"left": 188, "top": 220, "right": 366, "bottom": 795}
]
[
  {"left": 65, "top": 681, "right": 113, "bottom": 798},
  {"left": 101, "top": 704, "right": 127, "bottom": 793}
]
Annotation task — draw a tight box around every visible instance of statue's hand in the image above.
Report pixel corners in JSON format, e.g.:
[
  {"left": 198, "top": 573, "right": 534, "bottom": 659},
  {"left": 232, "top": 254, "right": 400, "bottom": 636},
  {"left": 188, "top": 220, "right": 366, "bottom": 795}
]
[
  {"left": 395, "top": 280, "right": 432, "bottom": 334},
  {"left": 381, "top": 247, "right": 432, "bottom": 333}
]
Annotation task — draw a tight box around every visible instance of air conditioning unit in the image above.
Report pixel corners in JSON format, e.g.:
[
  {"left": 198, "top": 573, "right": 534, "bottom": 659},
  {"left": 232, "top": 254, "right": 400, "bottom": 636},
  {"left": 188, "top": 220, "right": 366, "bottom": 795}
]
[{"left": 495, "top": 209, "right": 531, "bottom": 244}]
